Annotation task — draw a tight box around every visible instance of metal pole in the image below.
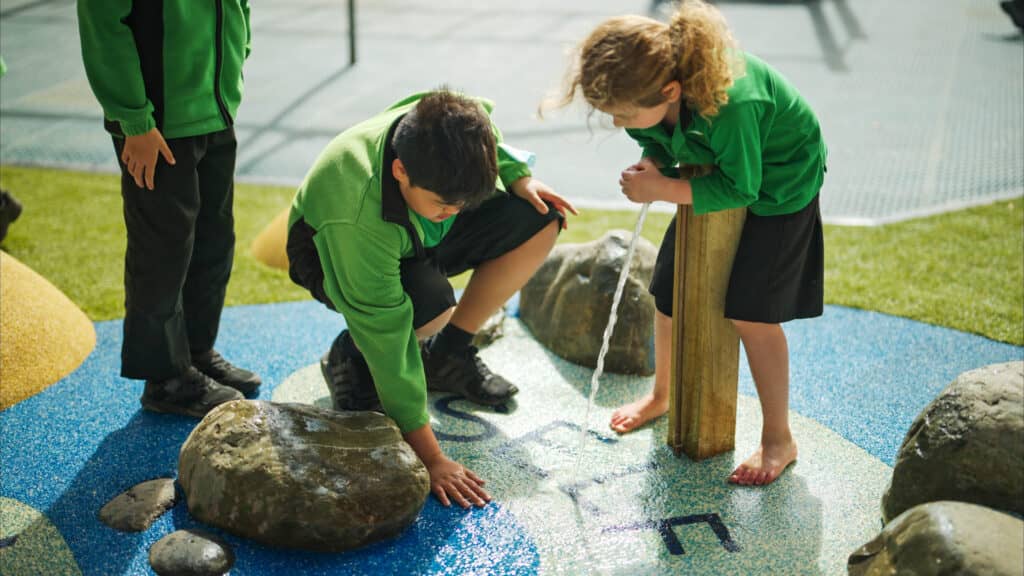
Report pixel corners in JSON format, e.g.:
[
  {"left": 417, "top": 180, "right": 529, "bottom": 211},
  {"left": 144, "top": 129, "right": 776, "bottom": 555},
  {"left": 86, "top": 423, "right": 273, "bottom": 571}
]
[{"left": 347, "top": 0, "right": 357, "bottom": 65}]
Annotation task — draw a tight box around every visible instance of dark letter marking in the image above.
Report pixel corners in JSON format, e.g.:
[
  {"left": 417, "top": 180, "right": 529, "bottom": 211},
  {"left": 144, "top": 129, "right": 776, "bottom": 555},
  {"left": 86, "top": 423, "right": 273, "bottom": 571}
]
[
  {"left": 560, "top": 461, "right": 660, "bottom": 516},
  {"left": 603, "top": 513, "right": 740, "bottom": 555},
  {"left": 492, "top": 421, "right": 618, "bottom": 480},
  {"left": 432, "top": 396, "right": 499, "bottom": 442}
]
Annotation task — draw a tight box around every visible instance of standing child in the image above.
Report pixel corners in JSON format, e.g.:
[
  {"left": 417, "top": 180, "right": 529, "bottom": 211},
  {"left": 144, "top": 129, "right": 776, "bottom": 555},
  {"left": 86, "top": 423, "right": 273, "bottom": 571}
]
[
  {"left": 79, "top": 1, "right": 260, "bottom": 417},
  {"left": 287, "top": 89, "right": 576, "bottom": 507},
  {"left": 558, "top": 0, "right": 826, "bottom": 485}
]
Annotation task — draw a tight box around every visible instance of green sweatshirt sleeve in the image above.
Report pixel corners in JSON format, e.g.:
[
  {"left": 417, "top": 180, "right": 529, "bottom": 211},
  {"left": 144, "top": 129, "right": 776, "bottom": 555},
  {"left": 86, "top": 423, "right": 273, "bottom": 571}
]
[
  {"left": 625, "top": 128, "right": 676, "bottom": 172},
  {"left": 241, "top": 0, "right": 252, "bottom": 58},
  {"left": 490, "top": 122, "right": 532, "bottom": 189},
  {"left": 689, "top": 102, "right": 764, "bottom": 215},
  {"left": 77, "top": 0, "right": 156, "bottom": 136},
  {"left": 313, "top": 222, "right": 431, "bottom": 434}
]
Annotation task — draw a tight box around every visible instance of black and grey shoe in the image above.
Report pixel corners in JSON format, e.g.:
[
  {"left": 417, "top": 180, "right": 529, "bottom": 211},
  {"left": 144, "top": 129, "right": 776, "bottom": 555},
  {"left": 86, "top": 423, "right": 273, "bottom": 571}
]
[
  {"left": 140, "top": 366, "right": 243, "bottom": 418},
  {"left": 422, "top": 343, "right": 518, "bottom": 406},
  {"left": 0, "top": 190, "right": 23, "bottom": 243},
  {"left": 191, "top": 349, "right": 261, "bottom": 395},
  {"left": 320, "top": 337, "right": 382, "bottom": 412}
]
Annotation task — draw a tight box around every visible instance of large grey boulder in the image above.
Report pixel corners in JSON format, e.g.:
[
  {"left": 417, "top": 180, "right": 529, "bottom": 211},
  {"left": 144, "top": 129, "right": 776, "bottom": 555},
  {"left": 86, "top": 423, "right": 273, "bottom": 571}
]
[
  {"left": 178, "top": 400, "right": 430, "bottom": 552},
  {"left": 882, "top": 361, "right": 1024, "bottom": 522},
  {"left": 848, "top": 501, "right": 1024, "bottom": 576},
  {"left": 520, "top": 230, "right": 657, "bottom": 375}
]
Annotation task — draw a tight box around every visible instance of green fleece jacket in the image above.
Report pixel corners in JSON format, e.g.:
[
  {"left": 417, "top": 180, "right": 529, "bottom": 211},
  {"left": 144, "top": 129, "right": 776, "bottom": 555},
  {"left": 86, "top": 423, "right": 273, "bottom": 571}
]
[
  {"left": 626, "top": 52, "right": 827, "bottom": 216},
  {"left": 78, "top": 0, "right": 251, "bottom": 139},
  {"left": 289, "top": 92, "right": 532, "bottom": 433}
]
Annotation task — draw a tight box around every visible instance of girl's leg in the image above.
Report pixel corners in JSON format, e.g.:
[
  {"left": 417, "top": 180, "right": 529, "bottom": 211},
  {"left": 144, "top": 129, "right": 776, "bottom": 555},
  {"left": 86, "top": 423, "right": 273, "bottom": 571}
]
[
  {"left": 609, "top": 310, "right": 672, "bottom": 433},
  {"left": 728, "top": 319, "right": 798, "bottom": 485}
]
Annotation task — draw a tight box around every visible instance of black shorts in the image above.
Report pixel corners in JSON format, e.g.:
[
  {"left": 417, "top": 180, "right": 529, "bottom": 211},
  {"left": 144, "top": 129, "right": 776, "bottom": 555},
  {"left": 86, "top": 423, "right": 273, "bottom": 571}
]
[
  {"left": 288, "top": 193, "right": 562, "bottom": 328},
  {"left": 650, "top": 195, "right": 824, "bottom": 324}
]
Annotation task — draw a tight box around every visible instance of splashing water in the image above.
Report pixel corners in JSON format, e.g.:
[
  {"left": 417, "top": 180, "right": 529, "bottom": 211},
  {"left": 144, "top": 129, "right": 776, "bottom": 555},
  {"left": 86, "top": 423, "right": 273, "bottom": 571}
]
[{"left": 572, "top": 203, "right": 651, "bottom": 483}]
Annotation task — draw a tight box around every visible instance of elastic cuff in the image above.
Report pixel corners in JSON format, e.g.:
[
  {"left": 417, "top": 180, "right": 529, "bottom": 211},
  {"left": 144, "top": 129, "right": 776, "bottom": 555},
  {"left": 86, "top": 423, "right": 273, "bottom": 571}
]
[
  {"left": 119, "top": 116, "right": 156, "bottom": 137},
  {"left": 499, "top": 165, "right": 532, "bottom": 190},
  {"left": 396, "top": 411, "right": 432, "bottom": 435}
]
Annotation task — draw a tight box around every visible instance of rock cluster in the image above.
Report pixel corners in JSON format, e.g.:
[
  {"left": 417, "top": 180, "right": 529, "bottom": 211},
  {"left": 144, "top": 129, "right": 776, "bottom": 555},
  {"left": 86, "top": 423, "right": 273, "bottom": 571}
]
[{"left": 848, "top": 361, "right": 1024, "bottom": 575}]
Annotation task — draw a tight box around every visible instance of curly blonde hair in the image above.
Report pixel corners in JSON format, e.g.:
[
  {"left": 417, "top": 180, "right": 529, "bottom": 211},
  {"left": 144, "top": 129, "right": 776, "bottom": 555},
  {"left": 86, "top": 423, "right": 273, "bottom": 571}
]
[{"left": 556, "top": 1, "right": 743, "bottom": 119}]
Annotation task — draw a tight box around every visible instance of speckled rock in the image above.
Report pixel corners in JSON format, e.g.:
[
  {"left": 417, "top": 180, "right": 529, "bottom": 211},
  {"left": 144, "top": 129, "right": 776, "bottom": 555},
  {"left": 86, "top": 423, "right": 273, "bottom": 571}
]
[
  {"left": 520, "top": 230, "right": 656, "bottom": 375},
  {"left": 98, "top": 478, "right": 177, "bottom": 532},
  {"left": 148, "top": 529, "right": 234, "bottom": 576},
  {"left": 472, "top": 308, "right": 506, "bottom": 348},
  {"left": 178, "top": 400, "right": 430, "bottom": 552},
  {"left": 848, "top": 501, "right": 1024, "bottom": 576},
  {"left": 882, "top": 361, "right": 1024, "bottom": 522}
]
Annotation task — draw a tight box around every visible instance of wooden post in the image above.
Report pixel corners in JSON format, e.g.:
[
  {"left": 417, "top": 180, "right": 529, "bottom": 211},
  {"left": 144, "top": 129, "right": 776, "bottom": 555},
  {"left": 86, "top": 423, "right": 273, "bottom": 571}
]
[{"left": 667, "top": 205, "right": 746, "bottom": 460}]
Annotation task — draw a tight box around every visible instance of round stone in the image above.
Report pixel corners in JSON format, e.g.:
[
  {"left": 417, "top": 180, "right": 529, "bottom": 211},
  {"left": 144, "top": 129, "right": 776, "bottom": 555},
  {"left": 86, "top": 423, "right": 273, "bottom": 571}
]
[{"left": 148, "top": 529, "right": 234, "bottom": 576}]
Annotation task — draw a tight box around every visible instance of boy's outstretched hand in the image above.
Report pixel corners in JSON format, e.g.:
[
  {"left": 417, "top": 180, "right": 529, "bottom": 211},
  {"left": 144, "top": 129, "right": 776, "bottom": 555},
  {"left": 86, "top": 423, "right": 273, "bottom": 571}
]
[
  {"left": 121, "top": 127, "right": 176, "bottom": 190},
  {"left": 510, "top": 177, "right": 579, "bottom": 229},
  {"left": 423, "top": 454, "right": 491, "bottom": 509}
]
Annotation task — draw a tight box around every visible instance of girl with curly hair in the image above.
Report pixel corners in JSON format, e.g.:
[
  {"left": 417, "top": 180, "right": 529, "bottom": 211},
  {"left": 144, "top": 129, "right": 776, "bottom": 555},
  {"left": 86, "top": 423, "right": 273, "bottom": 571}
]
[{"left": 559, "top": 0, "right": 827, "bottom": 485}]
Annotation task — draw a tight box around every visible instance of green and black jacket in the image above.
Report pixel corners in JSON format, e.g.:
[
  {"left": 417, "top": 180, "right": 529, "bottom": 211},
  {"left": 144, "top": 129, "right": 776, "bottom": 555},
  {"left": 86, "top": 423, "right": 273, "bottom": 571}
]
[
  {"left": 78, "top": 0, "right": 251, "bottom": 139},
  {"left": 627, "top": 52, "right": 827, "bottom": 217}
]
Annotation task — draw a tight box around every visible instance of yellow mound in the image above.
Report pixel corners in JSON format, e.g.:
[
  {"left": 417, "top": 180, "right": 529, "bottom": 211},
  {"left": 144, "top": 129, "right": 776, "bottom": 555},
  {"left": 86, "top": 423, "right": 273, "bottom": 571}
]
[
  {"left": 0, "top": 497, "right": 82, "bottom": 575},
  {"left": 0, "top": 252, "right": 95, "bottom": 409},
  {"left": 251, "top": 207, "right": 290, "bottom": 270}
]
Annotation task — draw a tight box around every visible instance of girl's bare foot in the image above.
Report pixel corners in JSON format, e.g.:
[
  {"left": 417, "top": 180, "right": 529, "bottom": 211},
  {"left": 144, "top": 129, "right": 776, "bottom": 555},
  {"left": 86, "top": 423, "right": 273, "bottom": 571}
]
[
  {"left": 609, "top": 393, "right": 668, "bottom": 434},
  {"left": 728, "top": 439, "right": 798, "bottom": 486}
]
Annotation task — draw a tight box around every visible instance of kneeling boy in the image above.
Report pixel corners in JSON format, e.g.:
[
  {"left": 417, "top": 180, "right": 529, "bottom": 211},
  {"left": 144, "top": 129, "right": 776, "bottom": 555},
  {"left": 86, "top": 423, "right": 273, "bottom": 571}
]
[{"left": 287, "top": 90, "right": 576, "bottom": 507}]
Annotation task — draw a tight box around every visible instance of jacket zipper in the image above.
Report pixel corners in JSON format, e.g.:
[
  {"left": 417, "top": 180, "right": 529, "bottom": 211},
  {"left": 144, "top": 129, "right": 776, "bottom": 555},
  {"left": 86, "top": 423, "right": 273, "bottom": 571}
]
[{"left": 213, "top": 0, "right": 233, "bottom": 126}]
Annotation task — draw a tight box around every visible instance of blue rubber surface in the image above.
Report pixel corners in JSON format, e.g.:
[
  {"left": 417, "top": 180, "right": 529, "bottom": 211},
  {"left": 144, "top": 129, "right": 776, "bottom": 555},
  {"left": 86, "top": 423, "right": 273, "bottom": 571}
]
[{"left": 1, "top": 301, "right": 1020, "bottom": 574}]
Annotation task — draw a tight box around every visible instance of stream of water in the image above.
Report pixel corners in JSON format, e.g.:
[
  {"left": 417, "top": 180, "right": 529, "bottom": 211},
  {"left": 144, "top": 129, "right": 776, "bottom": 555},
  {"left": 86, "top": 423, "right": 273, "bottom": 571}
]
[{"left": 571, "top": 202, "right": 651, "bottom": 484}]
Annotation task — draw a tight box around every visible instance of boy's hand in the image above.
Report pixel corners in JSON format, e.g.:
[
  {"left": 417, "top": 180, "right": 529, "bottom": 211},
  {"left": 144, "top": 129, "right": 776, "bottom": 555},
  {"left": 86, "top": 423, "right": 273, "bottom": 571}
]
[
  {"left": 509, "top": 177, "right": 579, "bottom": 229},
  {"left": 423, "top": 454, "right": 491, "bottom": 509},
  {"left": 619, "top": 157, "right": 691, "bottom": 205},
  {"left": 121, "top": 128, "right": 176, "bottom": 190}
]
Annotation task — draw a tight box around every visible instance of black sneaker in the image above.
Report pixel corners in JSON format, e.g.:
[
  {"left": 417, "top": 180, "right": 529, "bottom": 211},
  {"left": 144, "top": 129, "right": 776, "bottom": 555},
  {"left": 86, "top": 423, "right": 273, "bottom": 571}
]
[
  {"left": 320, "top": 335, "right": 382, "bottom": 412},
  {"left": 140, "top": 366, "right": 243, "bottom": 418},
  {"left": 422, "top": 342, "right": 518, "bottom": 406},
  {"left": 0, "top": 190, "right": 23, "bottom": 243},
  {"left": 191, "top": 349, "right": 261, "bottom": 395}
]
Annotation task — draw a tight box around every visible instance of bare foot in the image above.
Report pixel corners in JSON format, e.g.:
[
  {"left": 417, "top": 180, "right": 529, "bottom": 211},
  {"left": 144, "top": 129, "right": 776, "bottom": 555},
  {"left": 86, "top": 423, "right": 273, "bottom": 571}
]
[
  {"left": 728, "top": 440, "right": 798, "bottom": 486},
  {"left": 609, "top": 393, "right": 668, "bottom": 434}
]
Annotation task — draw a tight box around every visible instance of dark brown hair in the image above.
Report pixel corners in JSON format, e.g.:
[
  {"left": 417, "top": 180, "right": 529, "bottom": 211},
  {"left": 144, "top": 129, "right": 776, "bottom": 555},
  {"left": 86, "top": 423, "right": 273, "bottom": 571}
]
[{"left": 393, "top": 89, "right": 498, "bottom": 208}]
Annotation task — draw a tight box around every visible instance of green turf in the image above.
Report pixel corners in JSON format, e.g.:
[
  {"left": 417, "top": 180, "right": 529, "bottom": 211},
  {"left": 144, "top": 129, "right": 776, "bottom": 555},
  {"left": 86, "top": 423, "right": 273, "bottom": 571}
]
[{"left": 1, "top": 165, "right": 1021, "bottom": 345}]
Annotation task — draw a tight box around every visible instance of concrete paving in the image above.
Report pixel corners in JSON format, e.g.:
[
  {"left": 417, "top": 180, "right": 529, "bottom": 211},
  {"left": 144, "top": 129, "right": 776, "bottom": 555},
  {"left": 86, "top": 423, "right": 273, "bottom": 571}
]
[{"left": 1, "top": 0, "right": 1021, "bottom": 223}]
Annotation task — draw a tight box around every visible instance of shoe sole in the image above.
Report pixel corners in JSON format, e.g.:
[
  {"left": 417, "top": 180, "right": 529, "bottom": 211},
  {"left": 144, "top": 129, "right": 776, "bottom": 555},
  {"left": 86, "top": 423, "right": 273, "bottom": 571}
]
[
  {"left": 428, "top": 384, "right": 519, "bottom": 406},
  {"left": 223, "top": 380, "right": 261, "bottom": 395},
  {"left": 140, "top": 398, "right": 212, "bottom": 419}
]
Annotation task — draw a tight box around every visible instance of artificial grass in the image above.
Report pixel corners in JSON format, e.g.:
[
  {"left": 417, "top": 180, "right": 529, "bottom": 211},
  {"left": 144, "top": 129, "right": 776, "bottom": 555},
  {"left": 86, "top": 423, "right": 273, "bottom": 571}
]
[{"left": 1, "top": 165, "right": 1021, "bottom": 345}]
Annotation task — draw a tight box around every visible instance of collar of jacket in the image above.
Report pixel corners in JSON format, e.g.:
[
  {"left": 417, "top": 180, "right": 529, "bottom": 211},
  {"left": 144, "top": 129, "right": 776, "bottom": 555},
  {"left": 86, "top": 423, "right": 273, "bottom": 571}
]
[{"left": 379, "top": 115, "right": 426, "bottom": 259}]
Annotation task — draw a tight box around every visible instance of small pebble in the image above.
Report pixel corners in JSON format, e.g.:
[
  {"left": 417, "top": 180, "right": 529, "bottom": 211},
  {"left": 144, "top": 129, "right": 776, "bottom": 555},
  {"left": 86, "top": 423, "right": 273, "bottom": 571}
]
[{"left": 149, "top": 529, "right": 234, "bottom": 576}]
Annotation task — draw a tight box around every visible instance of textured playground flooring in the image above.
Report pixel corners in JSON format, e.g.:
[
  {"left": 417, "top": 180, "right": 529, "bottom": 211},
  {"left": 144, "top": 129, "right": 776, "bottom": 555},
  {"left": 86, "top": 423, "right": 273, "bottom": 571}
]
[{"left": 1, "top": 299, "right": 1021, "bottom": 575}]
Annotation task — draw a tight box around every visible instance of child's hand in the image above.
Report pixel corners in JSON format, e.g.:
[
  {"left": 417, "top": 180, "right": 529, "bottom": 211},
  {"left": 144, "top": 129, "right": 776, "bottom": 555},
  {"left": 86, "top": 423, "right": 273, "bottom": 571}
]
[
  {"left": 509, "top": 177, "right": 579, "bottom": 229},
  {"left": 423, "top": 454, "right": 491, "bottom": 509},
  {"left": 121, "top": 128, "right": 176, "bottom": 190},
  {"left": 619, "top": 157, "right": 673, "bottom": 204}
]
